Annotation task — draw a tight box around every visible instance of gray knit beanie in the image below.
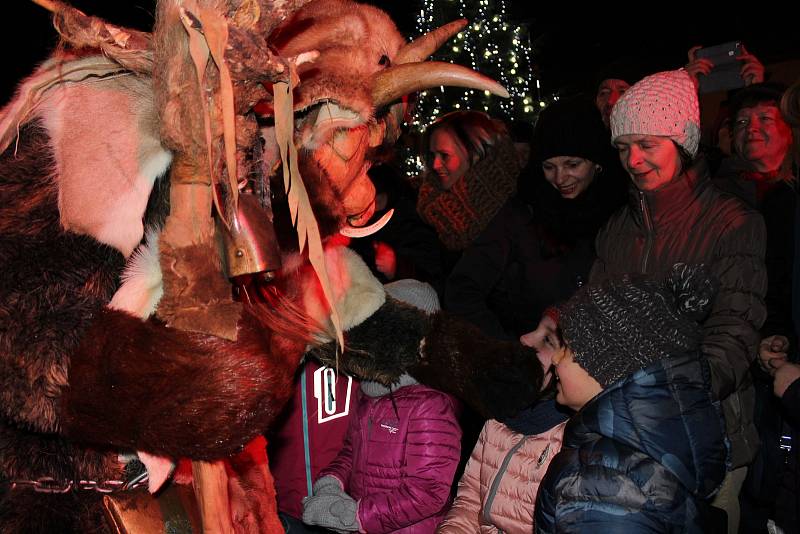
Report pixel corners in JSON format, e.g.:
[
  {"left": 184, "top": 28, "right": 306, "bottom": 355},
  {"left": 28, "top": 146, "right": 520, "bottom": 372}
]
[
  {"left": 384, "top": 279, "right": 440, "bottom": 314},
  {"left": 610, "top": 69, "right": 701, "bottom": 157},
  {"left": 557, "top": 264, "right": 717, "bottom": 388}
]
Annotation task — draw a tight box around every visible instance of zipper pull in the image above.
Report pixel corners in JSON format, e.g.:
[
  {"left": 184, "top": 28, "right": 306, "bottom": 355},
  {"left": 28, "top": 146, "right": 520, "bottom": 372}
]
[{"left": 537, "top": 443, "right": 552, "bottom": 466}]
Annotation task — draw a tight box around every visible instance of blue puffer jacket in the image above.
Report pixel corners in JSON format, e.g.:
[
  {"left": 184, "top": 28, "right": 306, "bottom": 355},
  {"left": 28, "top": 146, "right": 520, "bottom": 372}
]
[{"left": 535, "top": 352, "right": 728, "bottom": 533}]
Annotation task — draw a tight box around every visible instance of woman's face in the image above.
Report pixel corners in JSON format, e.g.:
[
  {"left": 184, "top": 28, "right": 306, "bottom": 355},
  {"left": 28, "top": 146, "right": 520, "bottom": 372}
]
[
  {"left": 551, "top": 345, "right": 603, "bottom": 412},
  {"left": 615, "top": 134, "right": 682, "bottom": 191},
  {"left": 429, "top": 128, "right": 471, "bottom": 190},
  {"left": 541, "top": 156, "right": 598, "bottom": 199},
  {"left": 732, "top": 103, "right": 793, "bottom": 172}
]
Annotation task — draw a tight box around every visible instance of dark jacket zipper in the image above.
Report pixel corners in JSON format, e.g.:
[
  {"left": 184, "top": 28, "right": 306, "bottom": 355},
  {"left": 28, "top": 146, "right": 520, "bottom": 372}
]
[{"left": 638, "top": 190, "right": 654, "bottom": 273}]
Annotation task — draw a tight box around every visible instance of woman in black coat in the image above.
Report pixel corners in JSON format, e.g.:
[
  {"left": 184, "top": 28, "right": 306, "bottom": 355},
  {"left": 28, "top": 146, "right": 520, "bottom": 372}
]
[{"left": 424, "top": 101, "right": 625, "bottom": 341}]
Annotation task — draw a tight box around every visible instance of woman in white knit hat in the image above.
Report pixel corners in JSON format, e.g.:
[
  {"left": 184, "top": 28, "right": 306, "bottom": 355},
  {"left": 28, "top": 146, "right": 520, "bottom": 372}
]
[{"left": 590, "top": 69, "right": 768, "bottom": 534}]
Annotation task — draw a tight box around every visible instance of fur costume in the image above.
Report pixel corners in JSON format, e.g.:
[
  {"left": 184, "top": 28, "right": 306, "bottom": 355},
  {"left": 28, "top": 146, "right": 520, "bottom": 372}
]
[{"left": 0, "top": 1, "right": 542, "bottom": 532}]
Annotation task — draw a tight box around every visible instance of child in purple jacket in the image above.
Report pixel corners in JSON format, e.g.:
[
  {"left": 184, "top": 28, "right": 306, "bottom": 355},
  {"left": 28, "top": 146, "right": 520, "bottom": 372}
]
[{"left": 302, "top": 280, "right": 462, "bottom": 533}]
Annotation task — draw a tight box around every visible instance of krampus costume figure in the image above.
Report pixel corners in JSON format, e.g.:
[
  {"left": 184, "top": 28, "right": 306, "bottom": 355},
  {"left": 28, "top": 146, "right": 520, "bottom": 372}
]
[{"left": 0, "top": 0, "right": 544, "bottom": 532}]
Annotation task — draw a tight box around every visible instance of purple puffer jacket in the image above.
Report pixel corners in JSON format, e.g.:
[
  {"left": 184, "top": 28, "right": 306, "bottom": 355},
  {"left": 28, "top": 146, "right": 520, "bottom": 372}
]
[{"left": 320, "top": 384, "right": 461, "bottom": 533}]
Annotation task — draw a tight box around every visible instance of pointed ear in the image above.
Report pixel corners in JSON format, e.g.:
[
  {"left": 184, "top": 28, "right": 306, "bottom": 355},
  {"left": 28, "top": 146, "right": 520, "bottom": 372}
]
[{"left": 36, "top": 64, "right": 171, "bottom": 257}]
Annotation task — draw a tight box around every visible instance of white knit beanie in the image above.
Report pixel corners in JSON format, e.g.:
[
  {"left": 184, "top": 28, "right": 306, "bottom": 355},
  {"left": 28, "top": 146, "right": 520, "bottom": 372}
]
[
  {"left": 610, "top": 69, "right": 701, "bottom": 157},
  {"left": 384, "top": 279, "right": 440, "bottom": 314}
]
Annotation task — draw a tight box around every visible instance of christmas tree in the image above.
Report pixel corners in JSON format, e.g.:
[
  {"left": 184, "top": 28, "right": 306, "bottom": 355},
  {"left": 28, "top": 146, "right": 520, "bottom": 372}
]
[{"left": 403, "top": 0, "right": 543, "bottom": 175}]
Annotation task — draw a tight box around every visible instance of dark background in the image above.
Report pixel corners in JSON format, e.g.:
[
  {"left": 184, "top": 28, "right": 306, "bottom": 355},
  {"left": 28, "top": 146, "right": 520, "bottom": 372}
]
[{"left": 5, "top": 2, "right": 799, "bottom": 104}]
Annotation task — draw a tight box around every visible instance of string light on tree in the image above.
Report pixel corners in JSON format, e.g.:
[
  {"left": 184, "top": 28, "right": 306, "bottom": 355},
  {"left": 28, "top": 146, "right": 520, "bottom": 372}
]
[{"left": 404, "top": 0, "right": 545, "bottom": 175}]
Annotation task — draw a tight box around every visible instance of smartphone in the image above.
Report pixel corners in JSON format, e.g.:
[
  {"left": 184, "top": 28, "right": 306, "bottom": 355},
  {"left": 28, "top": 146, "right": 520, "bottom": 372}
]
[{"left": 695, "top": 41, "right": 745, "bottom": 94}]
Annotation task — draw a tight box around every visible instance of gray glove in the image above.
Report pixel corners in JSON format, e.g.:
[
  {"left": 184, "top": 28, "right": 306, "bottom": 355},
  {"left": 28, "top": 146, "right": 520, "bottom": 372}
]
[
  {"left": 302, "top": 493, "right": 360, "bottom": 533},
  {"left": 312, "top": 475, "right": 345, "bottom": 496}
]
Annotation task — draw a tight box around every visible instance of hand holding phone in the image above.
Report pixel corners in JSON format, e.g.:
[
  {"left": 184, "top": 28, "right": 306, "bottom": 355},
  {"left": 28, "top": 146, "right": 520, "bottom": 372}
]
[
  {"left": 686, "top": 42, "right": 761, "bottom": 94},
  {"left": 737, "top": 44, "right": 765, "bottom": 85},
  {"left": 686, "top": 45, "right": 715, "bottom": 86}
]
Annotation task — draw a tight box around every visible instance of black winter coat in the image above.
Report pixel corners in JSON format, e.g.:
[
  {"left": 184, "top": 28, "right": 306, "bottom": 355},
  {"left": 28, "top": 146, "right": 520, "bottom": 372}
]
[
  {"left": 591, "top": 162, "right": 767, "bottom": 468},
  {"left": 444, "top": 196, "right": 593, "bottom": 341}
]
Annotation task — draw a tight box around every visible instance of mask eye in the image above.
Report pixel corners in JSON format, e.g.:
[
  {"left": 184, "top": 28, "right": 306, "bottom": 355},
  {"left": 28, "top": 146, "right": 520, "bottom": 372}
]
[{"left": 379, "top": 55, "right": 390, "bottom": 66}]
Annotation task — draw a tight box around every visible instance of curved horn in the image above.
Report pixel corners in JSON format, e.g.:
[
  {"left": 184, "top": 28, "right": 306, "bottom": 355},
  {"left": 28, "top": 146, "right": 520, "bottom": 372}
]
[
  {"left": 372, "top": 61, "right": 510, "bottom": 109},
  {"left": 394, "top": 19, "right": 467, "bottom": 65}
]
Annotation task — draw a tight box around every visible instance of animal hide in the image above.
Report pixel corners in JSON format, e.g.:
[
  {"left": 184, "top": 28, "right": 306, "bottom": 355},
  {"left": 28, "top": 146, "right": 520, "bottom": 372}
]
[
  {"left": 310, "top": 297, "right": 545, "bottom": 419},
  {"left": 270, "top": 0, "right": 406, "bottom": 120},
  {"left": 0, "top": 1, "right": 536, "bottom": 532}
]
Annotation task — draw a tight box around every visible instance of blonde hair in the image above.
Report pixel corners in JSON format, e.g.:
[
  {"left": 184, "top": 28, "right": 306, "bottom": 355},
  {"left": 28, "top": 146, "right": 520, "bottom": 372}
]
[{"left": 424, "top": 110, "right": 510, "bottom": 166}]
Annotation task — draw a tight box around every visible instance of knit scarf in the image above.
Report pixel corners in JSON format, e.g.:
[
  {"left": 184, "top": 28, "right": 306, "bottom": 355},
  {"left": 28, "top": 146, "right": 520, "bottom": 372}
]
[{"left": 416, "top": 138, "right": 520, "bottom": 251}]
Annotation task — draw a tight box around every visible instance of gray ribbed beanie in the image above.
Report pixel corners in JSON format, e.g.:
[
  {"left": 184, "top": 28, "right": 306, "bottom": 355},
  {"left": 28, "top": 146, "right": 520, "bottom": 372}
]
[
  {"left": 384, "top": 279, "right": 440, "bottom": 314},
  {"left": 557, "top": 263, "right": 717, "bottom": 388}
]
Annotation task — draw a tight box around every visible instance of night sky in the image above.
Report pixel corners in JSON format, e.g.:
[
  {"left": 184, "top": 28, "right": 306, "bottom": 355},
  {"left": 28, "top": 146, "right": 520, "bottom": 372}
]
[{"left": 5, "top": 2, "right": 799, "bottom": 104}]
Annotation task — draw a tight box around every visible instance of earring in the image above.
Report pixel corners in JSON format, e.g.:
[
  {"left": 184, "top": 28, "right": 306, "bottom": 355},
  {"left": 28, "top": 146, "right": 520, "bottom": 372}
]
[
  {"left": 552, "top": 346, "right": 567, "bottom": 366},
  {"left": 595, "top": 165, "right": 603, "bottom": 173}
]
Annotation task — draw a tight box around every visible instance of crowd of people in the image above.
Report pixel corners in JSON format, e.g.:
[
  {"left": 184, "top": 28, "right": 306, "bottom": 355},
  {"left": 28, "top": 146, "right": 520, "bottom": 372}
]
[{"left": 268, "top": 50, "right": 800, "bottom": 534}]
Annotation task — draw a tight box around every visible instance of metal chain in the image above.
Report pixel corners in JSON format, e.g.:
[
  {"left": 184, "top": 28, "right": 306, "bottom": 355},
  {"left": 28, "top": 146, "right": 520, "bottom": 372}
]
[{"left": 9, "top": 470, "right": 148, "bottom": 494}]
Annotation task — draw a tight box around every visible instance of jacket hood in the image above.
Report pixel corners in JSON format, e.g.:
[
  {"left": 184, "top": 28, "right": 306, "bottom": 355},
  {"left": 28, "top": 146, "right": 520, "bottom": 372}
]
[{"left": 565, "top": 352, "right": 728, "bottom": 498}]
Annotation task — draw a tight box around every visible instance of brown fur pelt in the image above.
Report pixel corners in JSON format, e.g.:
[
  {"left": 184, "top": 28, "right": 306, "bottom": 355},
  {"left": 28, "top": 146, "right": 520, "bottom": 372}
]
[
  {"left": 411, "top": 313, "right": 545, "bottom": 421},
  {"left": 152, "top": 0, "right": 216, "bottom": 167},
  {"left": 50, "top": 1, "right": 153, "bottom": 74},
  {"left": 0, "top": 119, "right": 312, "bottom": 482},
  {"left": 226, "top": 436, "right": 282, "bottom": 533},
  {"left": 0, "top": 122, "right": 125, "bottom": 437},
  {"left": 60, "top": 306, "right": 306, "bottom": 460},
  {"left": 151, "top": 0, "right": 281, "bottom": 187},
  {"left": 0, "top": 420, "right": 122, "bottom": 485},
  {"left": 310, "top": 297, "right": 431, "bottom": 384},
  {"left": 312, "top": 298, "right": 544, "bottom": 420},
  {"left": 0, "top": 490, "right": 109, "bottom": 534}
]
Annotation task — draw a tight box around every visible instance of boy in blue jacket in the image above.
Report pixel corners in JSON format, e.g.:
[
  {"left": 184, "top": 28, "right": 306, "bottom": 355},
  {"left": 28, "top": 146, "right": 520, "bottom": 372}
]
[{"left": 534, "top": 264, "right": 728, "bottom": 533}]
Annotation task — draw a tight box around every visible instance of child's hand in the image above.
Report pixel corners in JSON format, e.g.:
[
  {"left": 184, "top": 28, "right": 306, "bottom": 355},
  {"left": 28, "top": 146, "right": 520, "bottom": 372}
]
[
  {"left": 520, "top": 313, "right": 559, "bottom": 369},
  {"left": 311, "top": 475, "right": 344, "bottom": 496},
  {"left": 521, "top": 314, "right": 559, "bottom": 390},
  {"left": 303, "top": 492, "right": 360, "bottom": 533}
]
